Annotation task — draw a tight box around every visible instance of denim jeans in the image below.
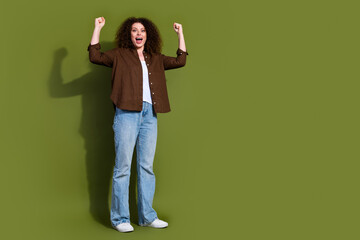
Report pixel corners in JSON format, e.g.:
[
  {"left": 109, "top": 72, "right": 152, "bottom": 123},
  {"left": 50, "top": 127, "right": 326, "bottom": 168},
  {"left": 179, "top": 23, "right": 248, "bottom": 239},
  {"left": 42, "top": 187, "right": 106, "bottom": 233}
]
[{"left": 110, "top": 101, "right": 158, "bottom": 227}]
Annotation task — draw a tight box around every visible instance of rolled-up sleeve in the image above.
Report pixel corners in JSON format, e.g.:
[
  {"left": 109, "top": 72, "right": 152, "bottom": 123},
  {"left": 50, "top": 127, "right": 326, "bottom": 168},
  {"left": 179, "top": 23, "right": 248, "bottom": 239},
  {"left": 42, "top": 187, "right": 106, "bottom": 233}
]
[
  {"left": 162, "top": 48, "right": 189, "bottom": 70},
  {"left": 87, "top": 43, "right": 117, "bottom": 67}
]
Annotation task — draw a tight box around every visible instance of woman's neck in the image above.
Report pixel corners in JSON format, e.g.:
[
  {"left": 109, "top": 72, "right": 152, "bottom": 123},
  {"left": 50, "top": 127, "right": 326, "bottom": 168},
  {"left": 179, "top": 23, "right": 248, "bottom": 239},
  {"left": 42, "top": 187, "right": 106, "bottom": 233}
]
[
  {"left": 137, "top": 47, "right": 145, "bottom": 61},
  {"left": 136, "top": 46, "right": 144, "bottom": 53}
]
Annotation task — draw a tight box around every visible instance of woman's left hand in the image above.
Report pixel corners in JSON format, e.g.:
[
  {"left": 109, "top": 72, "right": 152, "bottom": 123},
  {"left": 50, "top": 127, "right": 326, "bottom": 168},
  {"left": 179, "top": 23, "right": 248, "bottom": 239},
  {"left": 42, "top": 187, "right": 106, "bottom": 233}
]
[{"left": 173, "top": 22, "right": 183, "bottom": 35}]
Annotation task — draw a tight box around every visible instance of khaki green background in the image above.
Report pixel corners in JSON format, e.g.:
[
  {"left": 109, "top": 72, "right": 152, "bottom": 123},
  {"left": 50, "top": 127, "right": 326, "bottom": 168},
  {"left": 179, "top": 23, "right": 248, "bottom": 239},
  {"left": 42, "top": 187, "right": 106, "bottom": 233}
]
[{"left": 1, "top": 0, "right": 359, "bottom": 239}]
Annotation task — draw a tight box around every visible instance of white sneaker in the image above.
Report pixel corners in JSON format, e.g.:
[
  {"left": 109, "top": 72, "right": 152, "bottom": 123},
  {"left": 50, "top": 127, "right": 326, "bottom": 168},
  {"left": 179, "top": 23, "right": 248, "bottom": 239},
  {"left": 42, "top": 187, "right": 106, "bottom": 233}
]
[
  {"left": 140, "top": 219, "right": 168, "bottom": 228},
  {"left": 114, "top": 222, "right": 134, "bottom": 232}
]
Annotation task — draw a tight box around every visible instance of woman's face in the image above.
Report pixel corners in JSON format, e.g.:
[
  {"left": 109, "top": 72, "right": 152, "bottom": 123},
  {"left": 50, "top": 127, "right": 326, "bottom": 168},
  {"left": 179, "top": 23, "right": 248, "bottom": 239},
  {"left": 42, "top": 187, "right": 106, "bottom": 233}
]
[{"left": 131, "top": 22, "right": 147, "bottom": 49}]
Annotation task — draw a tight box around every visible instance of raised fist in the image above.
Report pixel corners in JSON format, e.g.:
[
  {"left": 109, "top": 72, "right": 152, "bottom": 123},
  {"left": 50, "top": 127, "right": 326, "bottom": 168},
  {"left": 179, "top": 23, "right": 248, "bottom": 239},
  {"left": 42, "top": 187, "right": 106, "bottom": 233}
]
[
  {"left": 95, "top": 17, "right": 105, "bottom": 29},
  {"left": 173, "top": 22, "right": 183, "bottom": 34}
]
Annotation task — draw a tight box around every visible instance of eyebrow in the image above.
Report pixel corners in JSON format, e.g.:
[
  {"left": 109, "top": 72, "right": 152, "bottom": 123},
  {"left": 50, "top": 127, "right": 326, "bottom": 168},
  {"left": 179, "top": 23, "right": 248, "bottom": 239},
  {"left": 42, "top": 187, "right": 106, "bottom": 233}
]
[{"left": 132, "top": 28, "right": 146, "bottom": 30}]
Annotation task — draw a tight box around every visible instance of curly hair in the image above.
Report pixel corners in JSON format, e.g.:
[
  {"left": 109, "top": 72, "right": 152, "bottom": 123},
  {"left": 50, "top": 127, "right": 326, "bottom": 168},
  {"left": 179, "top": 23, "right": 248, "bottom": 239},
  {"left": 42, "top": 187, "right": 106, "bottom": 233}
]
[{"left": 115, "top": 17, "right": 162, "bottom": 56}]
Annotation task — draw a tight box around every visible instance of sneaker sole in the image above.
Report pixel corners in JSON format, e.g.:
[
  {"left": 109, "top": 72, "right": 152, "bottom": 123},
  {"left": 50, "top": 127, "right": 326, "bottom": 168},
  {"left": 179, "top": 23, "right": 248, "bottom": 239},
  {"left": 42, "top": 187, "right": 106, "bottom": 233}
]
[
  {"left": 139, "top": 224, "right": 168, "bottom": 228},
  {"left": 115, "top": 228, "right": 134, "bottom": 233}
]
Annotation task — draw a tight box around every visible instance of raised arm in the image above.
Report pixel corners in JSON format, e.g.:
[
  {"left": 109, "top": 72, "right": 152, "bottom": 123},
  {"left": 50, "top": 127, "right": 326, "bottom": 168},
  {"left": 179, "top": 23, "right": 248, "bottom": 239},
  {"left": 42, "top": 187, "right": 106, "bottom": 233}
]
[
  {"left": 87, "top": 17, "right": 116, "bottom": 67},
  {"left": 174, "top": 22, "right": 186, "bottom": 52},
  {"left": 91, "top": 17, "right": 105, "bottom": 45},
  {"left": 162, "top": 22, "right": 189, "bottom": 70}
]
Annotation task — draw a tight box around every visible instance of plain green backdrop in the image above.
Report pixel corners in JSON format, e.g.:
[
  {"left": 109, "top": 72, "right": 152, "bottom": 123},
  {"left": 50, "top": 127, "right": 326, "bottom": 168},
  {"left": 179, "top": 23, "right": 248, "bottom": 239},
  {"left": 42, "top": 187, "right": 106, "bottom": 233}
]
[{"left": 1, "top": 0, "right": 359, "bottom": 239}]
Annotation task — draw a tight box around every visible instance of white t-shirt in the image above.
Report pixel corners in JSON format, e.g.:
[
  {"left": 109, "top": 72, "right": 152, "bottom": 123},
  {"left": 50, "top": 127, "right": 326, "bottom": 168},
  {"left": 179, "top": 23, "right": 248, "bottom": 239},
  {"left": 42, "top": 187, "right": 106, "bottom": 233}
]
[{"left": 141, "top": 60, "right": 153, "bottom": 104}]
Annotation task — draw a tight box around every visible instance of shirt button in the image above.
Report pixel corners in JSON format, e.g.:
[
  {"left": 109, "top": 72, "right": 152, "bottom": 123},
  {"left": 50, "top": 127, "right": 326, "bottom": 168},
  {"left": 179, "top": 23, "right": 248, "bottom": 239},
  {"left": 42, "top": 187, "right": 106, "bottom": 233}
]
[
  {"left": 150, "top": 82, "right": 153, "bottom": 85},
  {"left": 147, "top": 64, "right": 149, "bottom": 66},
  {"left": 152, "top": 92, "right": 154, "bottom": 95},
  {"left": 145, "top": 56, "right": 147, "bottom": 58},
  {"left": 154, "top": 101, "right": 156, "bottom": 104},
  {"left": 149, "top": 72, "right": 151, "bottom": 75}
]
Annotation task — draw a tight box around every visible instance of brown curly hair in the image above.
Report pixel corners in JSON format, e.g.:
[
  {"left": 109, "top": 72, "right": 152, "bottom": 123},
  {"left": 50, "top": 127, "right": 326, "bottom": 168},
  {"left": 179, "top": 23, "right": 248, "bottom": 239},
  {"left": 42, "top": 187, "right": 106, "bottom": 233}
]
[{"left": 115, "top": 17, "right": 162, "bottom": 56}]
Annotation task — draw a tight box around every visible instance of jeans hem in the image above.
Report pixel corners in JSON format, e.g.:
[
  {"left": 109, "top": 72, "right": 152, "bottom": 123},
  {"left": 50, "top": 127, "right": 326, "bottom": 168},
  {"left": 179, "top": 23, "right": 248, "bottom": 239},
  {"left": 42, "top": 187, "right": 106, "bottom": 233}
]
[
  {"left": 139, "top": 216, "right": 158, "bottom": 226},
  {"left": 112, "top": 220, "right": 131, "bottom": 228}
]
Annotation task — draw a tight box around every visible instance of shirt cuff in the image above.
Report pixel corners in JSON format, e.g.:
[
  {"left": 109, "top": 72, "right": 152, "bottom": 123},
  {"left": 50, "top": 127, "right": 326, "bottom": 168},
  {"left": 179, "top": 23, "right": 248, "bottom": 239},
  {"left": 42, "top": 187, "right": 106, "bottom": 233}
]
[
  {"left": 87, "top": 42, "right": 101, "bottom": 51},
  {"left": 177, "top": 48, "right": 189, "bottom": 55}
]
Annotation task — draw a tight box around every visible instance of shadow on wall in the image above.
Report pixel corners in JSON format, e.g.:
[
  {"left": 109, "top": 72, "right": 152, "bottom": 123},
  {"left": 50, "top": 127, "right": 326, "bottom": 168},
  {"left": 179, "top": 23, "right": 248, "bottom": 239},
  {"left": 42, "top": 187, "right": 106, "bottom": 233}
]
[{"left": 48, "top": 42, "right": 138, "bottom": 228}]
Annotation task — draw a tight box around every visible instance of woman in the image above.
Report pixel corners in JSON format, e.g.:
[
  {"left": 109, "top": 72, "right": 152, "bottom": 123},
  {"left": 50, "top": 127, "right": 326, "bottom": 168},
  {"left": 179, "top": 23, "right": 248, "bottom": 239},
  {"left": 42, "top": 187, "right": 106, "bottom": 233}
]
[{"left": 87, "top": 16, "right": 188, "bottom": 232}]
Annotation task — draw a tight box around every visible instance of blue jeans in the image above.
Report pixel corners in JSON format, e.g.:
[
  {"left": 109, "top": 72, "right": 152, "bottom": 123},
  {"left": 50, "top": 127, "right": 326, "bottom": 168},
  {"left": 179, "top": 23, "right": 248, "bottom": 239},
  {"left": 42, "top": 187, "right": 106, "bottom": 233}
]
[{"left": 110, "top": 102, "right": 158, "bottom": 227}]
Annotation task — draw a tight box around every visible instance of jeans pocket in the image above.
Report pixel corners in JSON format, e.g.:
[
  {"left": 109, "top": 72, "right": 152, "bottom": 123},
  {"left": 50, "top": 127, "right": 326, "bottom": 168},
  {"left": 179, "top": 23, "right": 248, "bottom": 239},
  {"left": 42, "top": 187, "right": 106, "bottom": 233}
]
[{"left": 113, "top": 108, "right": 120, "bottom": 127}]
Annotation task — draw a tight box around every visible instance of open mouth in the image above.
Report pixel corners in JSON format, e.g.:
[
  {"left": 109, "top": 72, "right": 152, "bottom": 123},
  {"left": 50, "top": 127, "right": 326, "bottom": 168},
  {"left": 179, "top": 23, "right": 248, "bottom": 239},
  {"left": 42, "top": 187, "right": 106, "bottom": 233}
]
[{"left": 135, "top": 37, "right": 143, "bottom": 44}]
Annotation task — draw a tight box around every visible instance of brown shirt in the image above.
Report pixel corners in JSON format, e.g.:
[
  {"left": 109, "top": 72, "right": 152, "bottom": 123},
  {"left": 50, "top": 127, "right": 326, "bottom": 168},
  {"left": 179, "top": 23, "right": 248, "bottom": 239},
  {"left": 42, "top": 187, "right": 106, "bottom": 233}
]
[{"left": 87, "top": 43, "right": 188, "bottom": 113}]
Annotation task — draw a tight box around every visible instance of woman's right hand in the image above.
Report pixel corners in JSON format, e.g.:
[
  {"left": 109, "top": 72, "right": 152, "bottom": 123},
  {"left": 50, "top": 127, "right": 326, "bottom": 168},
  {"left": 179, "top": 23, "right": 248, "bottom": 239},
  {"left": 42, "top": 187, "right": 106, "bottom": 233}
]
[{"left": 95, "top": 17, "right": 105, "bottom": 29}]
